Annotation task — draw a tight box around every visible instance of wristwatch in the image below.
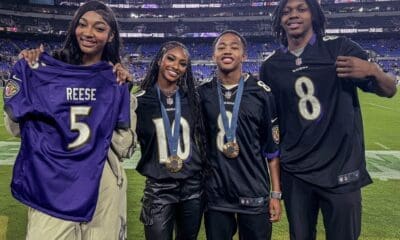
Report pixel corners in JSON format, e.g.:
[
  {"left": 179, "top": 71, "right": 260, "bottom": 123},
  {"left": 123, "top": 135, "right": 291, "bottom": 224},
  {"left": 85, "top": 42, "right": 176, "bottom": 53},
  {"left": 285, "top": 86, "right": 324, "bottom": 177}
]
[{"left": 270, "top": 191, "right": 282, "bottom": 200}]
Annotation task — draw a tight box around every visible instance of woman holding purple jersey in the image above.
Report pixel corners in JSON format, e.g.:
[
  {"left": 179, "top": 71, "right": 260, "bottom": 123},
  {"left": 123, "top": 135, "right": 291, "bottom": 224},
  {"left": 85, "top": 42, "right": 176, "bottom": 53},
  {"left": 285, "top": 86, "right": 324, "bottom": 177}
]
[{"left": 5, "top": 1, "right": 135, "bottom": 239}]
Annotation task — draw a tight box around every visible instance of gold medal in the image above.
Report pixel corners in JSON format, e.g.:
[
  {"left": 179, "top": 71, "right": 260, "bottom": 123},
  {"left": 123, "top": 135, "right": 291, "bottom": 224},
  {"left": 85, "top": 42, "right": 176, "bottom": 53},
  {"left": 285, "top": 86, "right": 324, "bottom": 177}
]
[
  {"left": 222, "top": 141, "right": 240, "bottom": 158},
  {"left": 166, "top": 155, "right": 183, "bottom": 172}
]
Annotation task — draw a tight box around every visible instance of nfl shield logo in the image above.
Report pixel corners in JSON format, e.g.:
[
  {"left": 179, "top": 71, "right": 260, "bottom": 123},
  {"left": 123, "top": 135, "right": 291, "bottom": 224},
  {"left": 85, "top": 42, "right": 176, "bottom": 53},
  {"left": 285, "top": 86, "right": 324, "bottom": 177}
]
[{"left": 295, "top": 57, "right": 302, "bottom": 66}]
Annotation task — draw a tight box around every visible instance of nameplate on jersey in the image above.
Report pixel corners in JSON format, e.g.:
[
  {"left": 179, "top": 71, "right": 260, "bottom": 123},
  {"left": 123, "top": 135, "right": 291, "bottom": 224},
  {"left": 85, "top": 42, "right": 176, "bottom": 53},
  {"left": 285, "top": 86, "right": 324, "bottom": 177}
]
[{"left": 66, "top": 88, "right": 96, "bottom": 101}]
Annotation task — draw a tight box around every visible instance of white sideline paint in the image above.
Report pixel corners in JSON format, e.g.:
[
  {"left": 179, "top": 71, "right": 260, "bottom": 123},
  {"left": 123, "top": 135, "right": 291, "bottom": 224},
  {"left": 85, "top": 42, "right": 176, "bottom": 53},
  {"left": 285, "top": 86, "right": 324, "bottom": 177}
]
[
  {"left": 0, "top": 142, "right": 399, "bottom": 180},
  {"left": 367, "top": 102, "right": 393, "bottom": 111}
]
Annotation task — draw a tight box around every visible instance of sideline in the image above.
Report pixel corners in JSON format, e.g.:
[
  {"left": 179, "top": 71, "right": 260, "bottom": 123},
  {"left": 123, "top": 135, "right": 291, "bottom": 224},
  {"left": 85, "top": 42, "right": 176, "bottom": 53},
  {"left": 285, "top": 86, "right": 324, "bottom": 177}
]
[{"left": 1, "top": 142, "right": 400, "bottom": 180}]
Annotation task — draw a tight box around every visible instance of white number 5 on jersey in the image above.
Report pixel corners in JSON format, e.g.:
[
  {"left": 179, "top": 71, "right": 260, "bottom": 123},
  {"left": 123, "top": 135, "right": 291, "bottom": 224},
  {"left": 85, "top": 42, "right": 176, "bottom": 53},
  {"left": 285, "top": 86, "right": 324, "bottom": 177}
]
[{"left": 68, "top": 106, "right": 91, "bottom": 149}]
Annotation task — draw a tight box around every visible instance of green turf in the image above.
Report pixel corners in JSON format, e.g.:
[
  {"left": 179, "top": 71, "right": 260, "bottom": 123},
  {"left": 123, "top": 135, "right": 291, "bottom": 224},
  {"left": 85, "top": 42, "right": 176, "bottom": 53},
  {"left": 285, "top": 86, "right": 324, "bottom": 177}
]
[
  {"left": 0, "top": 165, "right": 399, "bottom": 240},
  {"left": 360, "top": 90, "right": 400, "bottom": 150},
  {"left": 0, "top": 90, "right": 18, "bottom": 142}
]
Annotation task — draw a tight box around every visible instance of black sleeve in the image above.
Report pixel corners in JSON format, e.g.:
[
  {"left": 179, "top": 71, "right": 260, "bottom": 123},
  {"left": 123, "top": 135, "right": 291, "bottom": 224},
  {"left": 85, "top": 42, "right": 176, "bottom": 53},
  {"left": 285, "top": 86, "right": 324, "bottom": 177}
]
[
  {"left": 339, "top": 37, "right": 368, "bottom": 61},
  {"left": 262, "top": 90, "right": 280, "bottom": 161},
  {"left": 339, "top": 37, "right": 375, "bottom": 92},
  {"left": 259, "top": 61, "right": 270, "bottom": 85}
]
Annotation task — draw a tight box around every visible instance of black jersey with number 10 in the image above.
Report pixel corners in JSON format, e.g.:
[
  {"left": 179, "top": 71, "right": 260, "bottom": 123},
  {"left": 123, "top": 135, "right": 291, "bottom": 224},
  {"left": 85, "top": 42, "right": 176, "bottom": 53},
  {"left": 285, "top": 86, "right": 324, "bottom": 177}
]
[{"left": 135, "top": 87, "right": 203, "bottom": 180}]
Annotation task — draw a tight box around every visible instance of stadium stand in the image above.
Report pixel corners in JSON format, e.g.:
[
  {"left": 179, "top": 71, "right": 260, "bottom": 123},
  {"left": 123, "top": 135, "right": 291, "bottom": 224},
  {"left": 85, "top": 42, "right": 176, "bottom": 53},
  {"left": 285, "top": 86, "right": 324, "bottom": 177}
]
[{"left": 0, "top": 0, "right": 399, "bottom": 82}]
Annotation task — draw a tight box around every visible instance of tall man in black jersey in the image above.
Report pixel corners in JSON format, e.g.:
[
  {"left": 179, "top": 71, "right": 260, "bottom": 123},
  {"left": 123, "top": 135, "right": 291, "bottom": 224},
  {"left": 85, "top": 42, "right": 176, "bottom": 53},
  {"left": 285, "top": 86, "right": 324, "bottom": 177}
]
[
  {"left": 199, "top": 30, "right": 282, "bottom": 240},
  {"left": 260, "top": 1, "right": 397, "bottom": 240}
]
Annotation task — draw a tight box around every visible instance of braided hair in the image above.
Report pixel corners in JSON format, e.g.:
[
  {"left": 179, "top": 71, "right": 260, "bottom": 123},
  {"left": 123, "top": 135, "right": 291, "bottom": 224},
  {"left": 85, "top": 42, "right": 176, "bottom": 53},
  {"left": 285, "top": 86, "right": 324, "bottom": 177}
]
[{"left": 141, "top": 41, "right": 207, "bottom": 166}]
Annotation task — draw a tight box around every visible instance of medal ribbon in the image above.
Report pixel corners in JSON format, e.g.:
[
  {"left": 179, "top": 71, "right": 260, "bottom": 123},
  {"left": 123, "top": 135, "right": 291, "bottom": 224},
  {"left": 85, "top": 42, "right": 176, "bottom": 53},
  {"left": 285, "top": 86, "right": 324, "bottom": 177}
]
[
  {"left": 156, "top": 86, "right": 181, "bottom": 157},
  {"left": 217, "top": 76, "right": 244, "bottom": 143}
]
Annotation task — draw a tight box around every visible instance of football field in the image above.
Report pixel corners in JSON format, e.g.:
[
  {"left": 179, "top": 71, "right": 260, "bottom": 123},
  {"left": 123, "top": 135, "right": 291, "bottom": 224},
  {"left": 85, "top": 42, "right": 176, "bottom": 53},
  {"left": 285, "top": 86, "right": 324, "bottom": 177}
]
[{"left": 0, "top": 90, "right": 399, "bottom": 240}]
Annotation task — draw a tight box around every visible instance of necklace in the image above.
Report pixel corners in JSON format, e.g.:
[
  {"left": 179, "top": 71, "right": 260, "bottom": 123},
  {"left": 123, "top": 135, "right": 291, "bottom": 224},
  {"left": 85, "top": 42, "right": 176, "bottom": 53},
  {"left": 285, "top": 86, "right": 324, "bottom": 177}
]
[
  {"left": 224, "top": 88, "right": 238, "bottom": 100},
  {"left": 290, "top": 47, "right": 304, "bottom": 66},
  {"left": 160, "top": 87, "right": 178, "bottom": 106}
]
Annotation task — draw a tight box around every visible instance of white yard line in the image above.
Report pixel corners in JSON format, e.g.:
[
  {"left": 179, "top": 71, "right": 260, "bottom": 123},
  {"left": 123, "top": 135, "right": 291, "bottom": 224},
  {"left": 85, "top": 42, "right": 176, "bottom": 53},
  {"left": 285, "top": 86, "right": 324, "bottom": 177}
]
[
  {"left": 367, "top": 102, "right": 396, "bottom": 111},
  {"left": 374, "top": 142, "right": 390, "bottom": 150}
]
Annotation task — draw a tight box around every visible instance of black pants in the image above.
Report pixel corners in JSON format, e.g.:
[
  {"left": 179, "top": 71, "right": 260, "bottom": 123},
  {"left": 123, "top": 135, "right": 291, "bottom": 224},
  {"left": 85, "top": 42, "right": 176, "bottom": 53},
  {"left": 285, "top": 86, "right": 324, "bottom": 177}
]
[
  {"left": 140, "top": 176, "right": 203, "bottom": 240},
  {"left": 282, "top": 170, "right": 362, "bottom": 240},
  {"left": 204, "top": 210, "right": 272, "bottom": 240}
]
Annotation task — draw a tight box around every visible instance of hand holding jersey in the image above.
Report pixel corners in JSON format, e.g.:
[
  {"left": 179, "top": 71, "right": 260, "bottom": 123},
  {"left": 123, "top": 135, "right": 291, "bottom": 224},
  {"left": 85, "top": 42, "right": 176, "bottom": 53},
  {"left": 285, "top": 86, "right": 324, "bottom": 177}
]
[
  {"left": 4, "top": 53, "right": 130, "bottom": 221},
  {"left": 3, "top": 2, "right": 136, "bottom": 239},
  {"left": 336, "top": 56, "right": 396, "bottom": 97},
  {"left": 19, "top": 45, "right": 133, "bottom": 85},
  {"left": 18, "top": 43, "right": 44, "bottom": 68},
  {"left": 336, "top": 56, "right": 375, "bottom": 79}
]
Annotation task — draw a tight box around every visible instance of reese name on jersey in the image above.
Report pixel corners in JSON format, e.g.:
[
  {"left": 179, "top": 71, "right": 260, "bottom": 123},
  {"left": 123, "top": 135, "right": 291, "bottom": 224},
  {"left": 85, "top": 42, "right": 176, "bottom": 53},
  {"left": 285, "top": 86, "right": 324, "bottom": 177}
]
[{"left": 66, "top": 87, "right": 96, "bottom": 101}]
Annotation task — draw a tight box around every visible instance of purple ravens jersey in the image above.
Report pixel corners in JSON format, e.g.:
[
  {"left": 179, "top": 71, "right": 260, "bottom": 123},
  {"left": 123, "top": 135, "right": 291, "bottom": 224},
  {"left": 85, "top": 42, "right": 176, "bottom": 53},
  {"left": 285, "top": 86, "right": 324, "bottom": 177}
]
[
  {"left": 199, "top": 74, "right": 279, "bottom": 214},
  {"left": 260, "top": 35, "right": 374, "bottom": 193},
  {"left": 3, "top": 53, "right": 130, "bottom": 221}
]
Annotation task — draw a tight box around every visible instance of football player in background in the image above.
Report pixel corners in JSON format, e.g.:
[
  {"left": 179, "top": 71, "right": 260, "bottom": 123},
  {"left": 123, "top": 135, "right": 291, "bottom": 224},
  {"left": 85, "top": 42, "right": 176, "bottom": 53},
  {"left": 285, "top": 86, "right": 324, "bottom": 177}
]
[
  {"left": 199, "top": 30, "right": 282, "bottom": 240},
  {"left": 4, "top": 1, "right": 135, "bottom": 239},
  {"left": 260, "top": 0, "right": 397, "bottom": 239}
]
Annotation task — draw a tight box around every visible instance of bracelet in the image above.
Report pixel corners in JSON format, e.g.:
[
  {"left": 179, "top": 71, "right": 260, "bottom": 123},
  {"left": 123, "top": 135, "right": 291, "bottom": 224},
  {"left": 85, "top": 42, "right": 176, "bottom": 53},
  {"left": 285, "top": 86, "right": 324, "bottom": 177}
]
[{"left": 270, "top": 191, "right": 282, "bottom": 200}]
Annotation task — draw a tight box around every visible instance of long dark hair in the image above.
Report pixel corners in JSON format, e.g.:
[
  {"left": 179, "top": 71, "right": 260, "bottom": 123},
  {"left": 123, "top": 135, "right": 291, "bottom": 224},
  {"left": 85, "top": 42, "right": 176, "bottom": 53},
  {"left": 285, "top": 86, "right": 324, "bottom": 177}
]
[
  {"left": 140, "top": 41, "right": 207, "bottom": 165},
  {"left": 53, "top": 0, "right": 121, "bottom": 65},
  {"left": 272, "top": 0, "right": 326, "bottom": 46}
]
